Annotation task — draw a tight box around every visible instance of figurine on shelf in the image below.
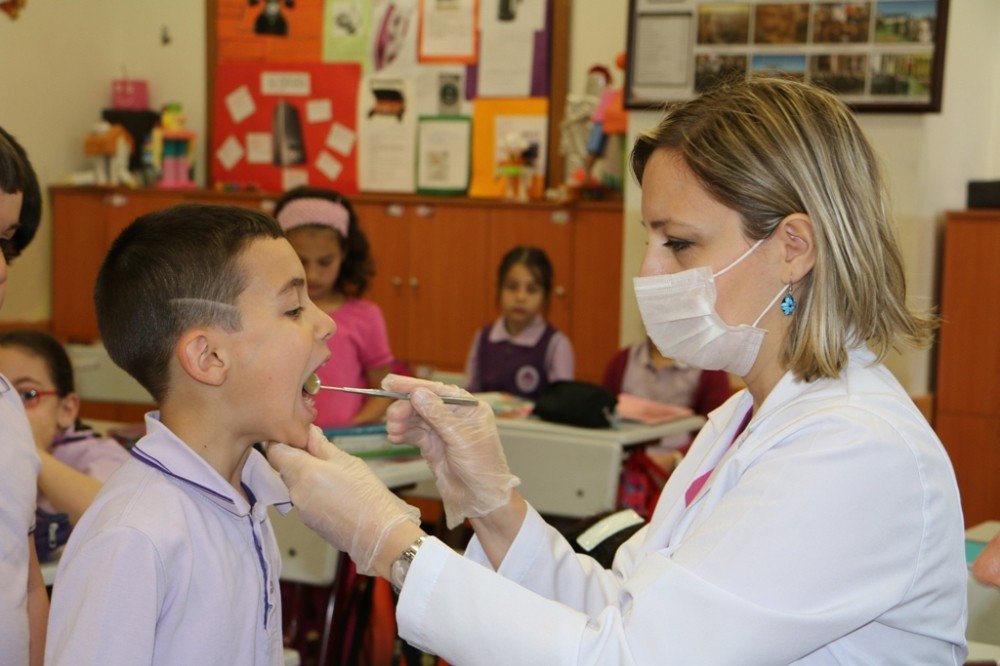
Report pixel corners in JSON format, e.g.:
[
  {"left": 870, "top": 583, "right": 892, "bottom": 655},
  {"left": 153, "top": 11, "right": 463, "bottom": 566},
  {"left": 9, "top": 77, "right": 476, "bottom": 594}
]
[
  {"left": 151, "top": 103, "right": 196, "bottom": 189},
  {"left": 496, "top": 132, "right": 538, "bottom": 202},
  {"left": 83, "top": 121, "right": 136, "bottom": 187},
  {"left": 569, "top": 53, "right": 628, "bottom": 199}
]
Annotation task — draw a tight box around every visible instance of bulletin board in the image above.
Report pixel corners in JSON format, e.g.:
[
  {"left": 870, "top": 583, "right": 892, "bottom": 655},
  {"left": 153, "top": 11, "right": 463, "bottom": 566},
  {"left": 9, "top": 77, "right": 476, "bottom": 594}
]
[{"left": 207, "top": 0, "right": 571, "bottom": 196}]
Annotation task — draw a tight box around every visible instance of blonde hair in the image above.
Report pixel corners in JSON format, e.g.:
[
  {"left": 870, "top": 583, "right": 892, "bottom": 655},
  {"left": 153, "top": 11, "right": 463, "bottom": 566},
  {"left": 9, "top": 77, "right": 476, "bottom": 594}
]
[{"left": 631, "top": 76, "right": 936, "bottom": 381}]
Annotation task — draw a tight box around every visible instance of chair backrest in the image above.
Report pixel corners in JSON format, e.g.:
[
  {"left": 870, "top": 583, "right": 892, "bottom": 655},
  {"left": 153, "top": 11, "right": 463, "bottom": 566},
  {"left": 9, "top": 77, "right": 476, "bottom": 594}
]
[{"left": 268, "top": 507, "right": 340, "bottom": 586}]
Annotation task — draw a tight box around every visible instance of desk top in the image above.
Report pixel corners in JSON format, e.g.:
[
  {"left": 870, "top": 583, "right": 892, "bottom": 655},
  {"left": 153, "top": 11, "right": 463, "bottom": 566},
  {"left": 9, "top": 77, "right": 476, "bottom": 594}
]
[{"left": 496, "top": 414, "right": 706, "bottom": 446}]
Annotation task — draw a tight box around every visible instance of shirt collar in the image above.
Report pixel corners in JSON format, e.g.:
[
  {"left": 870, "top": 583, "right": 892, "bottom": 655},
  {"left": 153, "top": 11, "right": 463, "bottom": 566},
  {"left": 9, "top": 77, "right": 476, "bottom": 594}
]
[
  {"left": 488, "top": 314, "right": 547, "bottom": 347},
  {"left": 131, "top": 412, "right": 291, "bottom": 518}
]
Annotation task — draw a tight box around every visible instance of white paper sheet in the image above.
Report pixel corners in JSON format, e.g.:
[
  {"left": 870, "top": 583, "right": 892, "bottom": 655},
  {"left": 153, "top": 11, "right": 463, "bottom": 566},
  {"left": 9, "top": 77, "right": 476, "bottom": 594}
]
[
  {"left": 316, "top": 151, "right": 344, "bottom": 181},
  {"left": 477, "top": 26, "right": 533, "bottom": 97},
  {"left": 419, "top": 0, "right": 475, "bottom": 60},
  {"left": 282, "top": 168, "right": 309, "bottom": 191},
  {"left": 260, "top": 71, "right": 312, "bottom": 96},
  {"left": 245, "top": 132, "right": 273, "bottom": 164},
  {"left": 370, "top": 0, "right": 419, "bottom": 76},
  {"left": 417, "top": 119, "right": 470, "bottom": 191},
  {"left": 225, "top": 86, "right": 256, "bottom": 124},
  {"left": 357, "top": 76, "right": 416, "bottom": 193},
  {"left": 216, "top": 135, "right": 245, "bottom": 171},
  {"left": 306, "top": 98, "right": 333, "bottom": 123},
  {"left": 633, "top": 14, "right": 690, "bottom": 87},
  {"left": 414, "top": 66, "right": 470, "bottom": 116},
  {"left": 326, "top": 122, "right": 357, "bottom": 156}
]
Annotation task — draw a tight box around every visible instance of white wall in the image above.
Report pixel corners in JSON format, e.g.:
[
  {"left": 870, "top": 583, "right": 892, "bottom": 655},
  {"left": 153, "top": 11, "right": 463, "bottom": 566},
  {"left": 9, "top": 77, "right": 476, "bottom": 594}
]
[
  {"left": 2, "top": 1, "right": 999, "bottom": 395},
  {"left": 623, "top": 0, "right": 1000, "bottom": 394},
  {"left": 0, "top": 0, "right": 205, "bottom": 323}
]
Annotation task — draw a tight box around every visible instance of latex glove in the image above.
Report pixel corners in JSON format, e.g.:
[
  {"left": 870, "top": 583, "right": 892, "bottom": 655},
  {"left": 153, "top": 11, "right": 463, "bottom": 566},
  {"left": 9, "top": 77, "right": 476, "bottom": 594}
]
[
  {"left": 267, "top": 425, "right": 420, "bottom": 575},
  {"left": 383, "top": 374, "right": 520, "bottom": 529},
  {"left": 973, "top": 533, "right": 1000, "bottom": 589}
]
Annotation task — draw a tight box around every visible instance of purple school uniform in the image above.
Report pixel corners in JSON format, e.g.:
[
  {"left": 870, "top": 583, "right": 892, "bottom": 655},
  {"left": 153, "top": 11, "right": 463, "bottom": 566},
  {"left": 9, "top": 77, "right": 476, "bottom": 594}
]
[
  {"left": 46, "top": 413, "right": 290, "bottom": 665},
  {"left": 475, "top": 322, "right": 557, "bottom": 400}
]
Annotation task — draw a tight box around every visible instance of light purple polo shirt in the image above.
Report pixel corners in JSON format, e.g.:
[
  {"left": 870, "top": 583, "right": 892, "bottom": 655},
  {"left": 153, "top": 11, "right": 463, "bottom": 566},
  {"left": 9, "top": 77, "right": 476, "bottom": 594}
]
[
  {"left": 46, "top": 413, "right": 291, "bottom": 666},
  {"left": 0, "top": 373, "right": 40, "bottom": 664},
  {"left": 464, "top": 314, "right": 574, "bottom": 393},
  {"left": 38, "top": 428, "right": 130, "bottom": 514}
]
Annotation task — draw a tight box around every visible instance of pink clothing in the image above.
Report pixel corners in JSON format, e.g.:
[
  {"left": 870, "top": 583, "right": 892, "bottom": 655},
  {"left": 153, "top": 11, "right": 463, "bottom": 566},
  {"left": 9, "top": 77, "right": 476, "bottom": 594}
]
[
  {"left": 313, "top": 299, "right": 394, "bottom": 428},
  {"left": 464, "top": 314, "right": 574, "bottom": 394},
  {"left": 685, "top": 408, "right": 752, "bottom": 506},
  {"left": 37, "top": 428, "right": 130, "bottom": 514}
]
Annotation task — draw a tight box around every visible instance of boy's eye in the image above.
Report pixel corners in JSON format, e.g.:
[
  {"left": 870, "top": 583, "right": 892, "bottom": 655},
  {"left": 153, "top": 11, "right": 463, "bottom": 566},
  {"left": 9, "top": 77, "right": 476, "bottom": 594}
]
[{"left": 285, "top": 306, "right": 304, "bottom": 318}]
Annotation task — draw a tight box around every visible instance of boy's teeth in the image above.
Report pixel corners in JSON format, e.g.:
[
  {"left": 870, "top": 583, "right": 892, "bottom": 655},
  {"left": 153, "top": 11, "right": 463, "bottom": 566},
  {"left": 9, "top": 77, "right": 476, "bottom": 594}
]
[{"left": 304, "top": 373, "right": 321, "bottom": 395}]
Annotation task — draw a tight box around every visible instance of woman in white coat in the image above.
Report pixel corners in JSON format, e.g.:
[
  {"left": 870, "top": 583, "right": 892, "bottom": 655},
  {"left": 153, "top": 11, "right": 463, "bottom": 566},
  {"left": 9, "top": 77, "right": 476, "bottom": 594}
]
[{"left": 269, "top": 78, "right": 968, "bottom": 664}]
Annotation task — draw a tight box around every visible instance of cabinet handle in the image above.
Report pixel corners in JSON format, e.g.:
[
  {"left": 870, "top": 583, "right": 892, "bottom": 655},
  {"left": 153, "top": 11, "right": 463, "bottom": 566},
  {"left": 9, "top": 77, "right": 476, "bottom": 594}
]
[
  {"left": 415, "top": 205, "right": 434, "bottom": 218},
  {"left": 105, "top": 194, "right": 128, "bottom": 208},
  {"left": 408, "top": 277, "right": 420, "bottom": 289},
  {"left": 391, "top": 277, "right": 403, "bottom": 287},
  {"left": 550, "top": 210, "right": 570, "bottom": 225},
  {"left": 387, "top": 204, "right": 404, "bottom": 218},
  {"left": 554, "top": 285, "right": 566, "bottom": 297}
]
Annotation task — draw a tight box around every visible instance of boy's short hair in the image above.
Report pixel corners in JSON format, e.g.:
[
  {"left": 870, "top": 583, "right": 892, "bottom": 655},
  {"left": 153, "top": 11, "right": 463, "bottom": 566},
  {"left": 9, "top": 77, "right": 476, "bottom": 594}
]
[
  {"left": 95, "top": 204, "right": 282, "bottom": 402},
  {"left": 0, "top": 126, "right": 42, "bottom": 260}
]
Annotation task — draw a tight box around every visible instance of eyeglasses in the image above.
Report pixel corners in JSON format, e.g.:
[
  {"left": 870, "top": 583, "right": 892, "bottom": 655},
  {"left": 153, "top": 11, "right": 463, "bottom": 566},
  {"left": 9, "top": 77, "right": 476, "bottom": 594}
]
[{"left": 18, "top": 388, "right": 60, "bottom": 409}]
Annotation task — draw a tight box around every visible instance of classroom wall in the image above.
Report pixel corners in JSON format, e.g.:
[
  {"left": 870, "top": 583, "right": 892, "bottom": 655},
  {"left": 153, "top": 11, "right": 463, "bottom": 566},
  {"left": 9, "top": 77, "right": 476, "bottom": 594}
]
[
  {"left": 0, "top": 0, "right": 205, "bottom": 323},
  {"left": 2, "top": 2, "right": 999, "bottom": 395},
  {"left": 622, "top": 0, "right": 1000, "bottom": 395}
]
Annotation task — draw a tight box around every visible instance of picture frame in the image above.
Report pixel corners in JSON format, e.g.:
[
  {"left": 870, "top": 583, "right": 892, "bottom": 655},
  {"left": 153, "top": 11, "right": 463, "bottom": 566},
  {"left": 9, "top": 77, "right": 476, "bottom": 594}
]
[{"left": 624, "top": 0, "right": 950, "bottom": 113}]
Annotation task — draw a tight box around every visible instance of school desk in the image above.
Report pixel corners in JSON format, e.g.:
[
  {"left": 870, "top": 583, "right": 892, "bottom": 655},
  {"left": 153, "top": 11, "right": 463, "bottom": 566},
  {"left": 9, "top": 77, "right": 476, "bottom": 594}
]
[{"left": 496, "top": 414, "right": 707, "bottom": 518}]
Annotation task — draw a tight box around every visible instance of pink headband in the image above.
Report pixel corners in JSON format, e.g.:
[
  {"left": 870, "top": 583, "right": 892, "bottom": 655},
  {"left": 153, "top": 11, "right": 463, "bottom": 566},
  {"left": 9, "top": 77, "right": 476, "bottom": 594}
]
[{"left": 276, "top": 198, "right": 350, "bottom": 237}]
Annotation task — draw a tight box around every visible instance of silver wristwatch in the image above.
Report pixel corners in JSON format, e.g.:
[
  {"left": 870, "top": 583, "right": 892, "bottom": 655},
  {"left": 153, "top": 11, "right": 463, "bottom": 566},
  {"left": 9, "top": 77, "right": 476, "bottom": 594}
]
[{"left": 390, "top": 535, "right": 426, "bottom": 594}]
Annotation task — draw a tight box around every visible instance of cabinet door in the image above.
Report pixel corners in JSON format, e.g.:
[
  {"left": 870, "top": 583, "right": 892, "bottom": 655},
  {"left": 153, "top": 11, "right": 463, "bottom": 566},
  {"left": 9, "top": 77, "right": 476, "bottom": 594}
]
[
  {"left": 487, "top": 207, "right": 573, "bottom": 335},
  {"left": 405, "top": 204, "right": 491, "bottom": 370},
  {"left": 52, "top": 191, "right": 108, "bottom": 341},
  {"left": 937, "top": 216, "right": 1000, "bottom": 416},
  {"left": 570, "top": 206, "right": 622, "bottom": 383},
  {"left": 354, "top": 202, "right": 410, "bottom": 363}
]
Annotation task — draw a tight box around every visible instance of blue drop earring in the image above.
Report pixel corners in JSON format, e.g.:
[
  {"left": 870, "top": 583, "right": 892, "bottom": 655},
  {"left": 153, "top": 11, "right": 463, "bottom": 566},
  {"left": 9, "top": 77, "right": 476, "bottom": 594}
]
[{"left": 780, "top": 283, "right": 797, "bottom": 316}]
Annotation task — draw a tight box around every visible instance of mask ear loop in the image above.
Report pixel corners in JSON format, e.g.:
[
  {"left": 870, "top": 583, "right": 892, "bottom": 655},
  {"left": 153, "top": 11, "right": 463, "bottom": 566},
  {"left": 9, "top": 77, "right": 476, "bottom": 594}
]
[{"left": 713, "top": 239, "right": 765, "bottom": 279}]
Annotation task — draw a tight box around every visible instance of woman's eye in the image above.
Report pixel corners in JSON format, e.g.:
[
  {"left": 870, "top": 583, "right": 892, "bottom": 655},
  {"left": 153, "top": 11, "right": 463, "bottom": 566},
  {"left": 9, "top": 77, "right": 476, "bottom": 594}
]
[{"left": 663, "top": 237, "right": 692, "bottom": 252}]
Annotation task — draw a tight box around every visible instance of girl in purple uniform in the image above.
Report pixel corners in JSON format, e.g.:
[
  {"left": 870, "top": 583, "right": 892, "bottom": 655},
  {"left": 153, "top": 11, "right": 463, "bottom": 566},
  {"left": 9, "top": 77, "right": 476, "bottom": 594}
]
[{"left": 464, "top": 246, "right": 574, "bottom": 400}]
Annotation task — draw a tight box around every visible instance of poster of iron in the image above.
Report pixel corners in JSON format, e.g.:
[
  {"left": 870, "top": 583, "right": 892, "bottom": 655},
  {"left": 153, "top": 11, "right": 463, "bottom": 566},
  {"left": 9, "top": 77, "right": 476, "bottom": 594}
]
[{"left": 212, "top": 61, "right": 361, "bottom": 193}]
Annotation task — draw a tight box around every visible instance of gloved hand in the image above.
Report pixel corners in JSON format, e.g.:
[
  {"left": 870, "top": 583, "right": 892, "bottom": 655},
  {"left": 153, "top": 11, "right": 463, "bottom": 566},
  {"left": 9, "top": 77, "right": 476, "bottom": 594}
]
[
  {"left": 973, "top": 533, "right": 1000, "bottom": 589},
  {"left": 383, "top": 374, "right": 520, "bottom": 529},
  {"left": 267, "top": 425, "right": 420, "bottom": 576}
]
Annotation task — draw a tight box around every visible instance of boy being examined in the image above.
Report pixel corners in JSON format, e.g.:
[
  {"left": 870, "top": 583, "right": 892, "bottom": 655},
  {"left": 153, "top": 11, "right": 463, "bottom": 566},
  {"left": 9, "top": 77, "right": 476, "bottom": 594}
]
[{"left": 46, "top": 204, "right": 337, "bottom": 664}]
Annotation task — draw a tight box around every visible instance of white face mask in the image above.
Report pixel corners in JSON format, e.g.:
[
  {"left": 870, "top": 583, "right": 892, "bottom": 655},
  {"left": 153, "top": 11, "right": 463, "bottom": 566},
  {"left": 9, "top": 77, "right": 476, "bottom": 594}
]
[{"left": 633, "top": 240, "right": 786, "bottom": 377}]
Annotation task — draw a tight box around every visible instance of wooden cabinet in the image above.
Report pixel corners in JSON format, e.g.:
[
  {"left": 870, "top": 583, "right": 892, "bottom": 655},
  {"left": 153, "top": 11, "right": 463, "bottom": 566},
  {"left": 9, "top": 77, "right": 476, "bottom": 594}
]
[
  {"left": 50, "top": 187, "right": 622, "bottom": 382},
  {"left": 935, "top": 210, "right": 1000, "bottom": 527}
]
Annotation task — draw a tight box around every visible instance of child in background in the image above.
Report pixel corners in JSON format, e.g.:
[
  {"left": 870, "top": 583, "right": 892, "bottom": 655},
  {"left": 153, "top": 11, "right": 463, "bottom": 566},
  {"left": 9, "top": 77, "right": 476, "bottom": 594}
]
[
  {"left": 45, "top": 204, "right": 373, "bottom": 664},
  {"left": 275, "top": 187, "right": 395, "bottom": 428},
  {"left": 604, "top": 336, "right": 732, "bottom": 517},
  {"left": 0, "top": 331, "right": 130, "bottom": 560},
  {"left": 604, "top": 335, "right": 732, "bottom": 458},
  {"left": 0, "top": 125, "right": 48, "bottom": 666},
  {"left": 465, "top": 246, "right": 574, "bottom": 400}
]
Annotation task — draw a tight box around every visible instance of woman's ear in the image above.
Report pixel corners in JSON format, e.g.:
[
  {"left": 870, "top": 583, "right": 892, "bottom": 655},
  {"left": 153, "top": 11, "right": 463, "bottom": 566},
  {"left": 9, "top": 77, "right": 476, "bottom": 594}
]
[
  {"left": 776, "top": 213, "right": 817, "bottom": 284},
  {"left": 177, "top": 329, "right": 227, "bottom": 387},
  {"left": 56, "top": 392, "right": 80, "bottom": 431}
]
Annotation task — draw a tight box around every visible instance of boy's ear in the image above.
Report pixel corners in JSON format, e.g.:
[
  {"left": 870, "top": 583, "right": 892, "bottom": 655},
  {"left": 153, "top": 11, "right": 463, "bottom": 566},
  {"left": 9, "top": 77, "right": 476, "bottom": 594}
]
[
  {"left": 776, "top": 213, "right": 817, "bottom": 284},
  {"left": 177, "top": 329, "right": 228, "bottom": 387}
]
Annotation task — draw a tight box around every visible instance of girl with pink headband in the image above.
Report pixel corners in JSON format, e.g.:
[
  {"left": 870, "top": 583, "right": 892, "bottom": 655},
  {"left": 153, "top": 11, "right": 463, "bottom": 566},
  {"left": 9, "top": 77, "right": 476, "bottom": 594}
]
[{"left": 274, "top": 187, "right": 396, "bottom": 428}]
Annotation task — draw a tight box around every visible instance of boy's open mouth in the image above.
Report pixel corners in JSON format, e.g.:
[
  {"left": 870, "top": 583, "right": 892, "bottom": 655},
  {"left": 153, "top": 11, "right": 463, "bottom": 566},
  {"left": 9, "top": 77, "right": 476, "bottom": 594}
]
[{"left": 301, "top": 373, "right": 321, "bottom": 411}]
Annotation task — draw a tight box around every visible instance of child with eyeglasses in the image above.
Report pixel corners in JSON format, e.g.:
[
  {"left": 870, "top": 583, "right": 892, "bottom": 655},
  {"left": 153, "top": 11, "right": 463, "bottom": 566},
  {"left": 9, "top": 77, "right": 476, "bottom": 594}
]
[{"left": 0, "top": 331, "right": 129, "bottom": 561}]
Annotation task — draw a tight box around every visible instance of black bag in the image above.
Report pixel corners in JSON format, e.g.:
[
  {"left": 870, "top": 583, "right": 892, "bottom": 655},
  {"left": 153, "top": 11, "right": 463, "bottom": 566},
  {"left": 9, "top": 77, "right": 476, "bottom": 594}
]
[
  {"left": 34, "top": 509, "right": 72, "bottom": 562},
  {"left": 532, "top": 380, "right": 617, "bottom": 429}
]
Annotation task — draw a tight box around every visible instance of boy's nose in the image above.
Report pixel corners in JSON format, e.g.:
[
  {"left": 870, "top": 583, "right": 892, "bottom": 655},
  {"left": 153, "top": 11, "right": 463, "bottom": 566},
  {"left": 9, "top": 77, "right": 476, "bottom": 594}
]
[{"left": 318, "top": 311, "right": 335, "bottom": 340}]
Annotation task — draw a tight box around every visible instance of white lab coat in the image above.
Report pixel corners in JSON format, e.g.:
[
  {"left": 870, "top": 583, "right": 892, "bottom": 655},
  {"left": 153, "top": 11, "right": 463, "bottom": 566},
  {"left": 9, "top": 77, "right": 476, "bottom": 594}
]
[{"left": 397, "top": 348, "right": 968, "bottom": 665}]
